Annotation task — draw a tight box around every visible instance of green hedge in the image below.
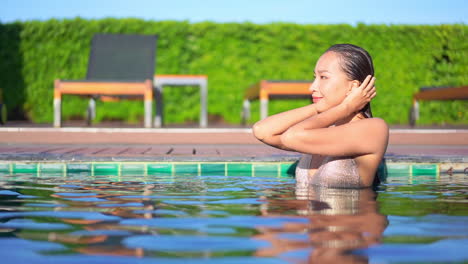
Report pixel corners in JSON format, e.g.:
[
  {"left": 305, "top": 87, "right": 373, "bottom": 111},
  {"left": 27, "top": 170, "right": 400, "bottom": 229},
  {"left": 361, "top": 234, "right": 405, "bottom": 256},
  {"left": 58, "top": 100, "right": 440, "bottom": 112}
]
[{"left": 0, "top": 19, "right": 466, "bottom": 125}]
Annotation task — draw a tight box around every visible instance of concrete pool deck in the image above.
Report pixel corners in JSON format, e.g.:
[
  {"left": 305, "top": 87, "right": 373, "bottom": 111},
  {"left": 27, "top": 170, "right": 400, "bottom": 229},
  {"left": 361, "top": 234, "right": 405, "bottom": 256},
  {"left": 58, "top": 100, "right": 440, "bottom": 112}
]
[{"left": 0, "top": 127, "right": 467, "bottom": 164}]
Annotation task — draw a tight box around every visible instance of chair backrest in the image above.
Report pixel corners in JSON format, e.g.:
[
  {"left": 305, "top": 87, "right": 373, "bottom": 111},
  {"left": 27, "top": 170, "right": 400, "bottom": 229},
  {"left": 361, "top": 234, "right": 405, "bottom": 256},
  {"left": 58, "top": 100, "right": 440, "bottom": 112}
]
[{"left": 86, "top": 34, "right": 157, "bottom": 82}]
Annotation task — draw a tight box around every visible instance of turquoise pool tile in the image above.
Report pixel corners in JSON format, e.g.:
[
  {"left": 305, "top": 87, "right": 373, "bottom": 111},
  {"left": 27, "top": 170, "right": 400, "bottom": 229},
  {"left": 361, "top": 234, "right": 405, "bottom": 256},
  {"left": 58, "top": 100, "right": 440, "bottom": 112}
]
[
  {"left": 227, "top": 163, "right": 252, "bottom": 172},
  {"left": 412, "top": 164, "right": 438, "bottom": 176},
  {"left": 253, "top": 164, "right": 279, "bottom": 177},
  {"left": 226, "top": 171, "right": 249, "bottom": 176},
  {"left": 121, "top": 164, "right": 146, "bottom": 174},
  {"left": 67, "top": 163, "right": 92, "bottom": 172},
  {"left": 174, "top": 164, "right": 199, "bottom": 174},
  {"left": 93, "top": 163, "right": 119, "bottom": 175},
  {"left": 147, "top": 163, "right": 172, "bottom": 173},
  {"left": 386, "top": 163, "right": 410, "bottom": 176},
  {"left": 39, "top": 163, "right": 65, "bottom": 172},
  {"left": 93, "top": 163, "right": 119, "bottom": 171},
  {"left": 201, "top": 163, "right": 225, "bottom": 176},
  {"left": 227, "top": 163, "right": 252, "bottom": 176},
  {"left": 0, "top": 163, "right": 10, "bottom": 172},
  {"left": 280, "top": 163, "right": 296, "bottom": 176},
  {"left": 13, "top": 163, "right": 38, "bottom": 173}
]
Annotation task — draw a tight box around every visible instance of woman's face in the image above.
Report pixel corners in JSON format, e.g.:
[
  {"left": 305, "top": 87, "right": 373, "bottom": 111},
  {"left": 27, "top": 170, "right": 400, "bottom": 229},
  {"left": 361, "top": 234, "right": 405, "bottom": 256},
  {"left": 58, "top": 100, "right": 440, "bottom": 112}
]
[{"left": 309, "top": 51, "right": 355, "bottom": 107}]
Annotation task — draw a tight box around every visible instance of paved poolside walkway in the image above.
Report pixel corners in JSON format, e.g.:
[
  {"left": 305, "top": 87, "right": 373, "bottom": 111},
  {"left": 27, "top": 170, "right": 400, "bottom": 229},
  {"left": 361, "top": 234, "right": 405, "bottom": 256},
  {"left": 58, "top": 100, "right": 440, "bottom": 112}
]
[{"left": 0, "top": 127, "right": 467, "bottom": 163}]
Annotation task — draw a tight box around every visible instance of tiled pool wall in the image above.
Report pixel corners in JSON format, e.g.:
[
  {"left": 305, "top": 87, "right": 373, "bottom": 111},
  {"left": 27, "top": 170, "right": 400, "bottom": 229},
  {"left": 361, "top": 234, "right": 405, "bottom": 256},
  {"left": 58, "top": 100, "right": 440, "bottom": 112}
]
[{"left": 0, "top": 161, "right": 464, "bottom": 177}]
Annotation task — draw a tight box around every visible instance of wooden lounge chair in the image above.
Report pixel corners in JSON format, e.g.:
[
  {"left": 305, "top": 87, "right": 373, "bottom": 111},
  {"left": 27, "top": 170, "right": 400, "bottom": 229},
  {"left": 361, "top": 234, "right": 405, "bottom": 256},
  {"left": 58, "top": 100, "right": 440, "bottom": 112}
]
[
  {"left": 53, "top": 34, "right": 157, "bottom": 128},
  {"left": 410, "top": 85, "right": 468, "bottom": 126},
  {"left": 242, "top": 80, "right": 312, "bottom": 124}
]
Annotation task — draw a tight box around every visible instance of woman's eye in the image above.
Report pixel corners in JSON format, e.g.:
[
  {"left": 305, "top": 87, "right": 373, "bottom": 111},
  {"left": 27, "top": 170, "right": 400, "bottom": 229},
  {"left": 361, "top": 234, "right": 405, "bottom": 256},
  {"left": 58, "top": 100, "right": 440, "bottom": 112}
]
[{"left": 320, "top": 76, "right": 327, "bottom": 79}]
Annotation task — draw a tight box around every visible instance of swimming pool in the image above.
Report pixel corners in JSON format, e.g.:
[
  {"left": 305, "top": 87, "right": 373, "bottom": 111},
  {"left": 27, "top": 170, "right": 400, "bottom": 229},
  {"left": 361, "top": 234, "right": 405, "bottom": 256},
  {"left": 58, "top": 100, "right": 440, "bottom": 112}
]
[{"left": 0, "top": 169, "right": 467, "bottom": 263}]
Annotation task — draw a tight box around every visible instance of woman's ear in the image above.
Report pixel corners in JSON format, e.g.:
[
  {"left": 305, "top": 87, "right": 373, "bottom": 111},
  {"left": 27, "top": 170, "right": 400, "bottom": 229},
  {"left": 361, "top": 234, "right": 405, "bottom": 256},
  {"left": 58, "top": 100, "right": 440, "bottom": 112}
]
[{"left": 346, "top": 80, "right": 360, "bottom": 95}]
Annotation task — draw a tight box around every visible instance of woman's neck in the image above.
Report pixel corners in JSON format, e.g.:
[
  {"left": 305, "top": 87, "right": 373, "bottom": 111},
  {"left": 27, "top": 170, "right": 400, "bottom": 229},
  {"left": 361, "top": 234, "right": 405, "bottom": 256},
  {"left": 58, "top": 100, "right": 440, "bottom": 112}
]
[{"left": 335, "top": 112, "right": 365, "bottom": 126}]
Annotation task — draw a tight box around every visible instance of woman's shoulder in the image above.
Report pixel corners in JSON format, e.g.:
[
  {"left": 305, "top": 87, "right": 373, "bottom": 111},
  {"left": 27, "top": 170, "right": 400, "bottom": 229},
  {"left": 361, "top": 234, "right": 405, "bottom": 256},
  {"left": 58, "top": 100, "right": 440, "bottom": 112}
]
[
  {"left": 345, "top": 117, "right": 389, "bottom": 143},
  {"left": 369, "top": 117, "right": 389, "bottom": 133},
  {"left": 354, "top": 117, "right": 389, "bottom": 132}
]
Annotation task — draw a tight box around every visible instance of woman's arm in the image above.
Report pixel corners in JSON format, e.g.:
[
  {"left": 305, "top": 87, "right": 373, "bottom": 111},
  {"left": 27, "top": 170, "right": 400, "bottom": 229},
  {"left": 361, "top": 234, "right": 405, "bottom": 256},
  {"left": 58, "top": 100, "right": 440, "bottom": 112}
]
[
  {"left": 281, "top": 115, "right": 388, "bottom": 156},
  {"left": 281, "top": 76, "right": 388, "bottom": 157},
  {"left": 252, "top": 103, "right": 320, "bottom": 150}
]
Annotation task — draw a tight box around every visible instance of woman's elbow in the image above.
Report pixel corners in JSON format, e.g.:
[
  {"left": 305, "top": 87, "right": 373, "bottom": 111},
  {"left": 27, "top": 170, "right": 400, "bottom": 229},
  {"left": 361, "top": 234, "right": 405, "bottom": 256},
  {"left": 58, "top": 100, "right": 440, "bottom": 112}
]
[{"left": 252, "top": 122, "right": 268, "bottom": 141}]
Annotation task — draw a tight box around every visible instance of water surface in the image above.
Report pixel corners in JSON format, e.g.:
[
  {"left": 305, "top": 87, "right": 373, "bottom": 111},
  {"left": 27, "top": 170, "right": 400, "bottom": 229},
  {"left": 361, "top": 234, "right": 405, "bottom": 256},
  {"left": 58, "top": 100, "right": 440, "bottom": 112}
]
[{"left": 0, "top": 172, "right": 467, "bottom": 263}]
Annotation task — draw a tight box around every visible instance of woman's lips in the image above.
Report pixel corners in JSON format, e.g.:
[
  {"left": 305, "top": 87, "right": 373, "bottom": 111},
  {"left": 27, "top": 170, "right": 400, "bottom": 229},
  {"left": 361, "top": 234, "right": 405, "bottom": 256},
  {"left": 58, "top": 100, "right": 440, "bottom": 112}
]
[{"left": 312, "top": 97, "right": 323, "bottom": 103}]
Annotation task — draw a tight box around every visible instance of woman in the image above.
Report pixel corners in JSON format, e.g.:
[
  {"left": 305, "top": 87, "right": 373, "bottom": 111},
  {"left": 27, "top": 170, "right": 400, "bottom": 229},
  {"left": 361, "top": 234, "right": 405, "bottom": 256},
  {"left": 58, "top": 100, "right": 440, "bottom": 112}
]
[{"left": 253, "top": 44, "right": 389, "bottom": 188}]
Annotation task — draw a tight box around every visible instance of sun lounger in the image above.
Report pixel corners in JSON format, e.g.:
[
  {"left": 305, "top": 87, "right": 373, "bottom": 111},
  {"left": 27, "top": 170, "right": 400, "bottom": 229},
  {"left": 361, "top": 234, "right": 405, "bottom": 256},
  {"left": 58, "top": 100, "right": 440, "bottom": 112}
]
[
  {"left": 242, "top": 80, "right": 312, "bottom": 124},
  {"left": 410, "top": 85, "right": 468, "bottom": 126},
  {"left": 53, "top": 34, "right": 157, "bottom": 128}
]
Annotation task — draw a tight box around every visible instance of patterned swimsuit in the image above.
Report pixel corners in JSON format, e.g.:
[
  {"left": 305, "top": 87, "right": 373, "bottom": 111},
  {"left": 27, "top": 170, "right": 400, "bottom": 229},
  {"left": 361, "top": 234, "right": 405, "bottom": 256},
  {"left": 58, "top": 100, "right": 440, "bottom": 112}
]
[{"left": 295, "top": 154, "right": 362, "bottom": 188}]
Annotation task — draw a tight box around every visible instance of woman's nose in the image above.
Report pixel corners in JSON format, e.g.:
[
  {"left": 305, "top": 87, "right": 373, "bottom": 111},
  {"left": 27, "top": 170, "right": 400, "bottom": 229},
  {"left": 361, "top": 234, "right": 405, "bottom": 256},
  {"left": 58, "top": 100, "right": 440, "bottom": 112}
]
[{"left": 309, "top": 81, "right": 318, "bottom": 93}]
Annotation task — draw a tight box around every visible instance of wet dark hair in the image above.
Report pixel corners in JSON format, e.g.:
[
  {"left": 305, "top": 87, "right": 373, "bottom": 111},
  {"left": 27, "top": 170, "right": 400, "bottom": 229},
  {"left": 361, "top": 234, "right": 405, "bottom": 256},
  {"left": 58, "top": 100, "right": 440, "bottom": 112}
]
[{"left": 326, "top": 44, "right": 374, "bottom": 118}]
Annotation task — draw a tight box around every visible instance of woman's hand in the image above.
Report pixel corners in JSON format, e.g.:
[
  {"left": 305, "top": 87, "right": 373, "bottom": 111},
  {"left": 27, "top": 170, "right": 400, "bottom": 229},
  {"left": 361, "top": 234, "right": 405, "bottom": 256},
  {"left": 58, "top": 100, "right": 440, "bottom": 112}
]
[{"left": 342, "top": 75, "right": 376, "bottom": 114}]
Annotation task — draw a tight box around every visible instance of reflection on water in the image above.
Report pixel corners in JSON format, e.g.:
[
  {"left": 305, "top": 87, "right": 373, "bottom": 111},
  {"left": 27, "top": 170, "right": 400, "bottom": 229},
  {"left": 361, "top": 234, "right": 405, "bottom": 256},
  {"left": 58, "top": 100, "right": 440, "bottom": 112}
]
[
  {"left": 256, "top": 185, "right": 387, "bottom": 263},
  {"left": 0, "top": 172, "right": 467, "bottom": 263}
]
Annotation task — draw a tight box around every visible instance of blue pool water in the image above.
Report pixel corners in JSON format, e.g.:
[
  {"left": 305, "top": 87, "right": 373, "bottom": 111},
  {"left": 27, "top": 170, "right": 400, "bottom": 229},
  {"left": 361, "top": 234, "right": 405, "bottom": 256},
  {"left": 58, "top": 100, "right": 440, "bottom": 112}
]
[{"left": 0, "top": 172, "right": 467, "bottom": 263}]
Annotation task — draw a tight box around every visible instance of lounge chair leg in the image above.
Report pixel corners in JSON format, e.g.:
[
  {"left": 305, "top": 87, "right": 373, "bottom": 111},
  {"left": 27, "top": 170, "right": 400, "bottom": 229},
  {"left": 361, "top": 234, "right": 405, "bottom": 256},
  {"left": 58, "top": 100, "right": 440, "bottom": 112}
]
[
  {"left": 154, "top": 85, "right": 163, "bottom": 127},
  {"left": 260, "top": 99, "right": 268, "bottom": 120},
  {"left": 241, "top": 99, "right": 251, "bottom": 125},
  {"left": 200, "top": 79, "right": 208, "bottom": 127},
  {"left": 87, "top": 98, "right": 96, "bottom": 126},
  {"left": 144, "top": 80, "right": 153, "bottom": 128},
  {"left": 53, "top": 98, "right": 61, "bottom": 127},
  {"left": 145, "top": 99, "right": 152, "bottom": 128},
  {"left": 410, "top": 100, "right": 419, "bottom": 127}
]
